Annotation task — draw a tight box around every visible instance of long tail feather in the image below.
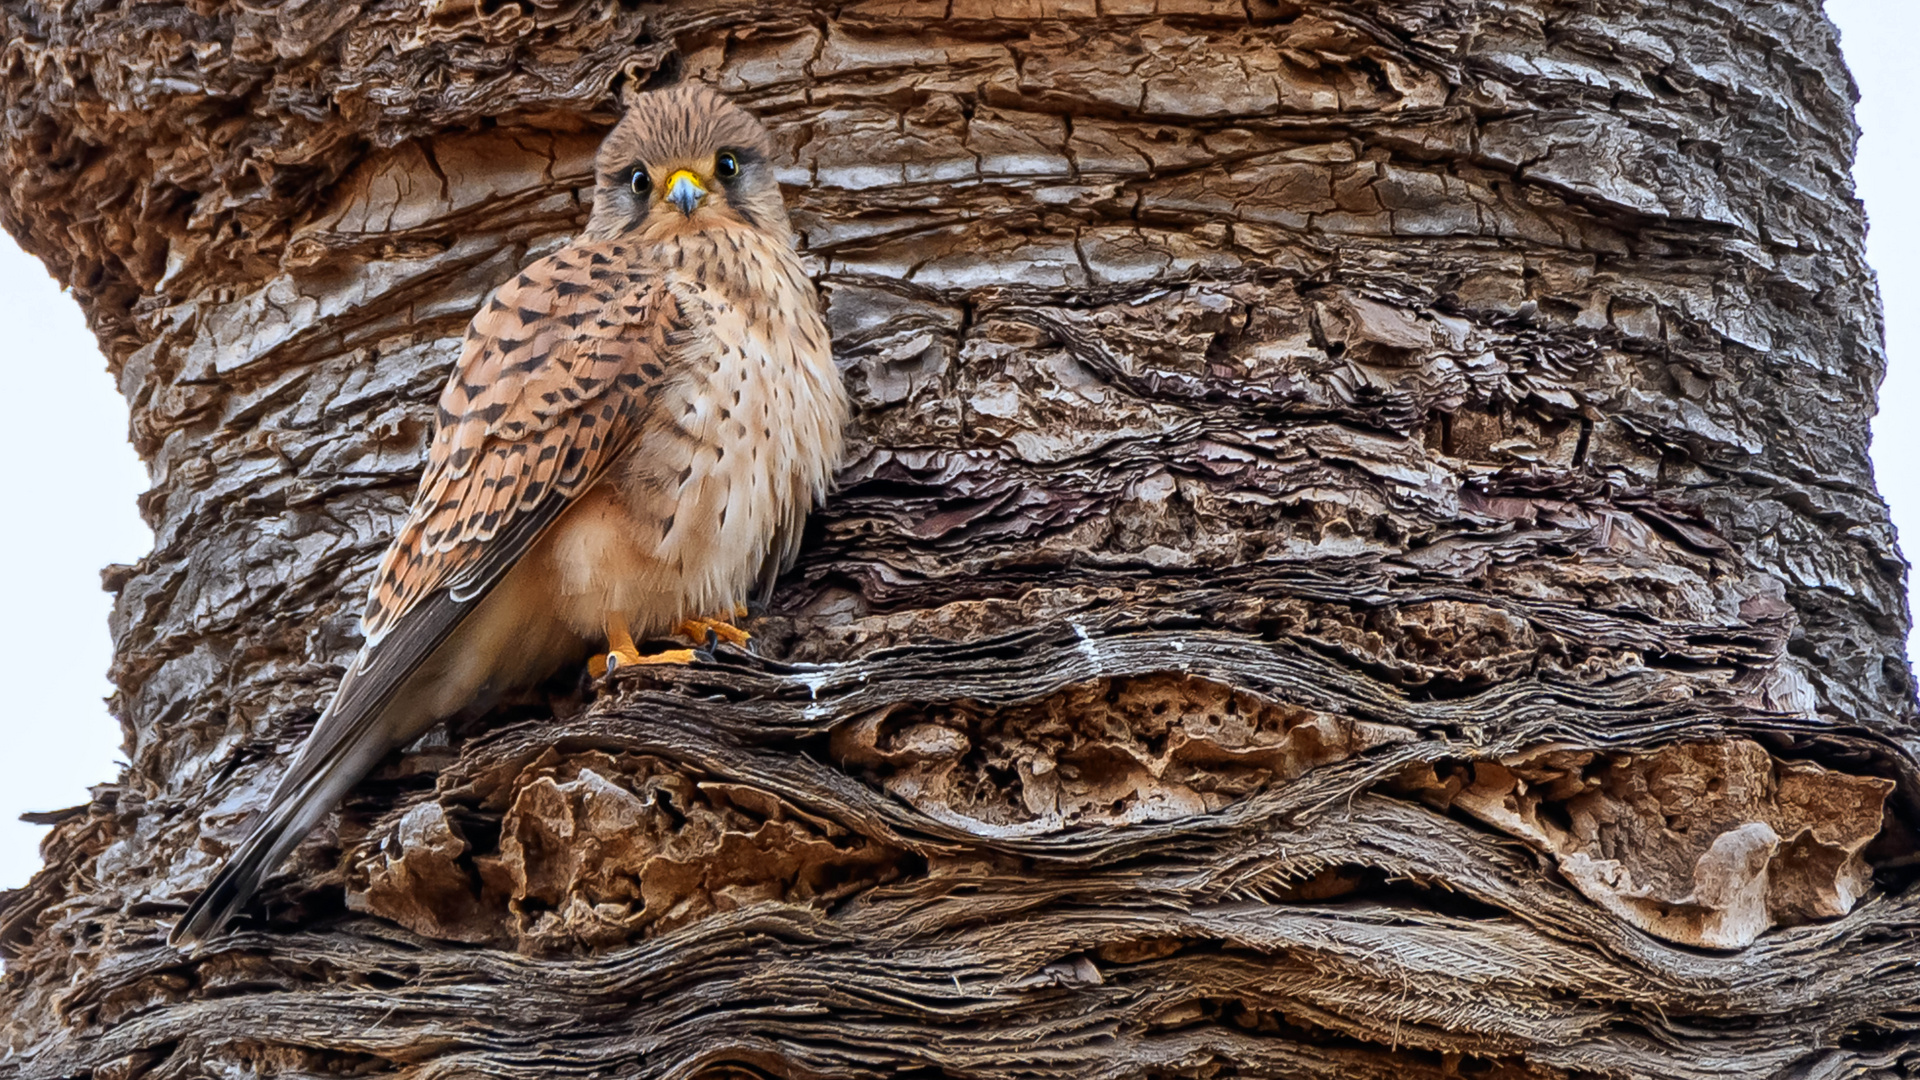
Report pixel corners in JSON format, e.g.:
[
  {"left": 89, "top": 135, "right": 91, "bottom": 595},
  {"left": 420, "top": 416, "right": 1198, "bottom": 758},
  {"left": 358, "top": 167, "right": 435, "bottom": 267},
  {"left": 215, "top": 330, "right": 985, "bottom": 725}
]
[
  {"left": 168, "top": 813, "right": 299, "bottom": 946},
  {"left": 169, "top": 731, "right": 397, "bottom": 947}
]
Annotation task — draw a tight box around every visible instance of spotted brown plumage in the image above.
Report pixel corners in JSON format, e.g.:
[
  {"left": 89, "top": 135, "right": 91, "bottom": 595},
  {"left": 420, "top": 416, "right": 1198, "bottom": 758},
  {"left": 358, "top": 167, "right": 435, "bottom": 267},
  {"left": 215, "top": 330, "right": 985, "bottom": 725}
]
[
  {"left": 363, "top": 249, "right": 683, "bottom": 639},
  {"left": 171, "top": 83, "right": 849, "bottom": 945}
]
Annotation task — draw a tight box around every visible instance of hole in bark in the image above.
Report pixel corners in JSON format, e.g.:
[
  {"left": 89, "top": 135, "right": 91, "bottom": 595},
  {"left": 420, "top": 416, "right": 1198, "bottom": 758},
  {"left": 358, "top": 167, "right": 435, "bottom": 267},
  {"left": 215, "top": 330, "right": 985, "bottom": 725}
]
[
  {"left": 346, "top": 747, "right": 908, "bottom": 952},
  {"left": 1535, "top": 798, "right": 1574, "bottom": 836},
  {"left": 1882, "top": 655, "right": 1911, "bottom": 696},
  {"left": 1644, "top": 72, "right": 1684, "bottom": 98},
  {"left": 641, "top": 52, "right": 684, "bottom": 91},
  {"left": 1395, "top": 740, "right": 1901, "bottom": 948},
  {"left": 1294, "top": 599, "right": 1541, "bottom": 692},
  {"left": 833, "top": 674, "right": 1413, "bottom": 837}
]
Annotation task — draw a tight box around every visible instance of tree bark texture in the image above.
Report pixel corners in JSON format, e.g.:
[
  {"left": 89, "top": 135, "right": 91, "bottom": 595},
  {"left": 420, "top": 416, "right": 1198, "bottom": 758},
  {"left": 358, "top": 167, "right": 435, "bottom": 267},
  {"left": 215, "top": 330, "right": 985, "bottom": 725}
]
[{"left": 2, "top": 1, "right": 1917, "bottom": 1077}]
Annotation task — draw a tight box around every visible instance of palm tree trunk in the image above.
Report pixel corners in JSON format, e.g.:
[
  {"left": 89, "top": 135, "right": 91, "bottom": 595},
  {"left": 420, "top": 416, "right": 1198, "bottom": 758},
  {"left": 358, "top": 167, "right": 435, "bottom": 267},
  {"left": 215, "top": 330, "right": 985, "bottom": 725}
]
[{"left": 3, "top": 1, "right": 1916, "bottom": 1077}]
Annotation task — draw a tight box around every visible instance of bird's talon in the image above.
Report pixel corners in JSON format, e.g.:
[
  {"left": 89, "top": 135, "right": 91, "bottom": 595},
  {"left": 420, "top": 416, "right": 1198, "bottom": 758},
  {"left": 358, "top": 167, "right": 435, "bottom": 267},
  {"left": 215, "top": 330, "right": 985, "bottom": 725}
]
[
  {"left": 597, "top": 647, "right": 647, "bottom": 676},
  {"left": 673, "top": 614, "right": 751, "bottom": 647},
  {"left": 633, "top": 648, "right": 697, "bottom": 667},
  {"left": 594, "top": 645, "right": 697, "bottom": 677}
]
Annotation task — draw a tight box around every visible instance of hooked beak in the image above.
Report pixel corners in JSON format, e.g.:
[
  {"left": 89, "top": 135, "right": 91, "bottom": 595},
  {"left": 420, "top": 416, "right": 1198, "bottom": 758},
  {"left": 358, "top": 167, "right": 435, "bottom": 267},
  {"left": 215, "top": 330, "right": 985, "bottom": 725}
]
[{"left": 665, "top": 170, "right": 706, "bottom": 215}]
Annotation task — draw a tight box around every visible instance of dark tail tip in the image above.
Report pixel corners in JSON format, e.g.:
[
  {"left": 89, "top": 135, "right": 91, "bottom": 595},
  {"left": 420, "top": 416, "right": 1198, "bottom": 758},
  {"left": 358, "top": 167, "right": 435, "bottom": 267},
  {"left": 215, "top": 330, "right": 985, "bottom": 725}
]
[{"left": 168, "top": 833, "right": 278, "bottom": 948}]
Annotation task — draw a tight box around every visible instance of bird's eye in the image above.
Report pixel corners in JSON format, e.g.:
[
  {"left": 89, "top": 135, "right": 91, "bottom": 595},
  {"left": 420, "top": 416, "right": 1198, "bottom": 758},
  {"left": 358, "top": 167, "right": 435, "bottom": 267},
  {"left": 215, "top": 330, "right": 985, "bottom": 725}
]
[
  {"left": 715, "top": 151, "right": 740, "bottom": 180},
  {"left": 629, "top": 167, "right": 650, "bottom": 195}
]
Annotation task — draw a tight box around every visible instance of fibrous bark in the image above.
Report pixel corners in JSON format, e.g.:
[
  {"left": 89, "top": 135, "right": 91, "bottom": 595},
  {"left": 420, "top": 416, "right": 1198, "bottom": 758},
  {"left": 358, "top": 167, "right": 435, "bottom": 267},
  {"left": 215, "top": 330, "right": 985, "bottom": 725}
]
[{"left": 2, "top": 1, "right": 1916, "bottom": 1078}]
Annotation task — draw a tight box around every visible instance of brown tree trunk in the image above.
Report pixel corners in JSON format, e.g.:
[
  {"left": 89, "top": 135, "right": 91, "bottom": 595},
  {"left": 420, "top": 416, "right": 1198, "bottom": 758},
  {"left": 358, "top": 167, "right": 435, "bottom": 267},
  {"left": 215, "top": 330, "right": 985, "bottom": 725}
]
[{"left": 2, "top": 2, "right": 1916, "bottom": 1077}]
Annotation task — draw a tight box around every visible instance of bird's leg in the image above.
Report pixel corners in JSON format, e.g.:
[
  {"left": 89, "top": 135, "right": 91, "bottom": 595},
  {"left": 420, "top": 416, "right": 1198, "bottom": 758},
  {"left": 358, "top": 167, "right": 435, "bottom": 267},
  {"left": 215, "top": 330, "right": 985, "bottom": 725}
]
[
  {"left": 603, "top": 610, "right": 644, "bottom": 670},
  {"left": 590, "top": 611, "right": 695, "bottom": 677},
  {"left": 673, "top": 604, "right": 752, "bottom": 647}
]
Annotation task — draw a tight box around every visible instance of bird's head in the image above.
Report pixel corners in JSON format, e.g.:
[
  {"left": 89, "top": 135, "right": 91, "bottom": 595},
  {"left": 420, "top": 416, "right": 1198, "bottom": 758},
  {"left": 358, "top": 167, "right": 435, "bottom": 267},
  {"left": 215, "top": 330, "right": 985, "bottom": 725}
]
[{"left": 587, "top": 82, "right": 790, "bottom": 244}]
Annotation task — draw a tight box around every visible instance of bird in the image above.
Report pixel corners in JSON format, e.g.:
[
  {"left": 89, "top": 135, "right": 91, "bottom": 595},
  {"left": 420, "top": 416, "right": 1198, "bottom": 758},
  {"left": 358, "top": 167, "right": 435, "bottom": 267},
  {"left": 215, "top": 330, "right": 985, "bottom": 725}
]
[{"left": 170, "top": 82, "right": 848, "bottom": 946}]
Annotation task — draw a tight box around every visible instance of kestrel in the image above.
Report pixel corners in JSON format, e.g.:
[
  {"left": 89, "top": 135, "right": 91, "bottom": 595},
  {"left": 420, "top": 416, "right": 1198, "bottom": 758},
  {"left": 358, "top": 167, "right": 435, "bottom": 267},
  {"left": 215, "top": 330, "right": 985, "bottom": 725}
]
[{"left": 171, "top": 83, "right": 848, "bottom": 945}]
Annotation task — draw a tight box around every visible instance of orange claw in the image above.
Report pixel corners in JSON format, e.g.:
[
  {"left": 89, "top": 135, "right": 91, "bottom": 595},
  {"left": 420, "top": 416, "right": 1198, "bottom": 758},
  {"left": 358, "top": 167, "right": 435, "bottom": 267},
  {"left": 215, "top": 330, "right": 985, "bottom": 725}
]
[
  {"left": 591, "top": 611, "right": 700, "bottom": 676},
  {"left": 673, "top": 608, "right": 751, "bottom": 647}
]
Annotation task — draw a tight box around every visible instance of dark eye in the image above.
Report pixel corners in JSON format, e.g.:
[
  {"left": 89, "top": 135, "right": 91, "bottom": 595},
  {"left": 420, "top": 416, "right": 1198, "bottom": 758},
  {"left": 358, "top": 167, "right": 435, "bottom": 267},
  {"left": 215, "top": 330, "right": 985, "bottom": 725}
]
[
  {"left": 629, "top": 167, "right": 650, "bottom": 195},
  {"left": 715, "top": 151, "right": 740, "bottom": 180}
]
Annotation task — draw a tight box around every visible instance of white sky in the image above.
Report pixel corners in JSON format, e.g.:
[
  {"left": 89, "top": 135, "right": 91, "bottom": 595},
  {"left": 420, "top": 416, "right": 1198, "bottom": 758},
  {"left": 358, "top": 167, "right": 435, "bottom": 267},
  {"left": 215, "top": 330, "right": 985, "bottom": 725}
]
[{"left": 0, "top": 6, "right": 1913, "bottom": 889}]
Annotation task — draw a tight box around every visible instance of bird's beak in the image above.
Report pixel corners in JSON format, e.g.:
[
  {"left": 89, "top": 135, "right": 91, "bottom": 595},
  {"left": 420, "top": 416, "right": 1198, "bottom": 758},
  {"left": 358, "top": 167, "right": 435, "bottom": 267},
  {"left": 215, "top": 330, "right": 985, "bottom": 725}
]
[{"left": 665, "top": 170, "right": 706, "bottom": 215}]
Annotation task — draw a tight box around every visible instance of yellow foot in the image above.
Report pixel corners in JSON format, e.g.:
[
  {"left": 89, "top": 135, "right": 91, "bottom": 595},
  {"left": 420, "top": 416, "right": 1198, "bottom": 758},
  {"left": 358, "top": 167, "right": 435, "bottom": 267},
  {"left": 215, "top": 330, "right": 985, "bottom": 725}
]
[
  {"left": 673, "top": 608, "right": 751, "bottom": 648},
  {"left": 591, "top": 610, "right": 701, "bottom": 677},
  {"left": 590, "top": 647, "right": 697, "bottom": 678}
]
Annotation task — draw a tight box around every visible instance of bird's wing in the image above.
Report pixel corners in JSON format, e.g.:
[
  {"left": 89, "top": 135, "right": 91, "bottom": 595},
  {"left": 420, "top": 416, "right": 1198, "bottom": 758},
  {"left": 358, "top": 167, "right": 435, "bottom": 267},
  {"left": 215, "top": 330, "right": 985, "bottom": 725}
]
[
  {"left": 170, "top": 245, "right": 699, "bottom": 945},
  {"left": 367, "top": 248, "right": 688, "bottom": 640},
  {"left": 297, "top": 243, "right": 691, "bottom": 783}
]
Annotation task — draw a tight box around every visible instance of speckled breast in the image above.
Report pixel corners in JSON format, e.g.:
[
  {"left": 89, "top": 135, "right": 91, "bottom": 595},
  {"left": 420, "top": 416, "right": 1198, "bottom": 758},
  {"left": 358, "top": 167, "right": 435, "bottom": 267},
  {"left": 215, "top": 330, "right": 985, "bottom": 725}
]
[{"left": 624, "top": 234, "right": 846, "bottom": 626}]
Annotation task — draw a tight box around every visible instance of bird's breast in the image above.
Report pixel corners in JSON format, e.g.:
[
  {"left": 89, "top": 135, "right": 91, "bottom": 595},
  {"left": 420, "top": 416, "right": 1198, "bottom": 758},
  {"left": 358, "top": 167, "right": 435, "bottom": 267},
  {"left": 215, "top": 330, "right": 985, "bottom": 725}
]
[{"left": 594, "top": 241, "right": 846, "bottom": 632}]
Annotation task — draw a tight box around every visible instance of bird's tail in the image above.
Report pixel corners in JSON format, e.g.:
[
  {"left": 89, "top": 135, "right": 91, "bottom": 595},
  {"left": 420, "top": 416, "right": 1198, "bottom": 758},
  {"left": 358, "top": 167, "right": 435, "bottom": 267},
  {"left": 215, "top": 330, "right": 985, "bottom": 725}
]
[
  {"left": 168, "top": 808, "right": 302, "bottom": 947},
  {"left": 169, "top": 733, "right": 392, "bottom": 947}
]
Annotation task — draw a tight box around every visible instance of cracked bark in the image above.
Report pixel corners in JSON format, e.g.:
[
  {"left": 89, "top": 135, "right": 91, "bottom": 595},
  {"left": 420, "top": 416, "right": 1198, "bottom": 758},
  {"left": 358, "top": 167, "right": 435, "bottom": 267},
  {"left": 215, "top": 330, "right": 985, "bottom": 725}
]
[{"left": 2, "top": 1, "right": 1918, "bottom": 1078}]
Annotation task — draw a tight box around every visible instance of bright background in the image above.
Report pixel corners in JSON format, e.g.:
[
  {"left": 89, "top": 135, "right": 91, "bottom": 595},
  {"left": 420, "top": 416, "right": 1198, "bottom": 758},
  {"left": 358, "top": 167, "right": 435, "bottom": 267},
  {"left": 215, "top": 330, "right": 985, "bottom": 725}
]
[{"left": 0, "top": 5, "right": 1913, "bottom": 888}]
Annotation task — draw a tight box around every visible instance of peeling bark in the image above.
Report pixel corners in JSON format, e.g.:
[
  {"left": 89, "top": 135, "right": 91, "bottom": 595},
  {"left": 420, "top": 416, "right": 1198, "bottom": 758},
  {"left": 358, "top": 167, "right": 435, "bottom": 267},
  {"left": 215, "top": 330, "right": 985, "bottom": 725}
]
[{"left": 2, "top": 1, "right": 1917, "bottom": 1078}]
